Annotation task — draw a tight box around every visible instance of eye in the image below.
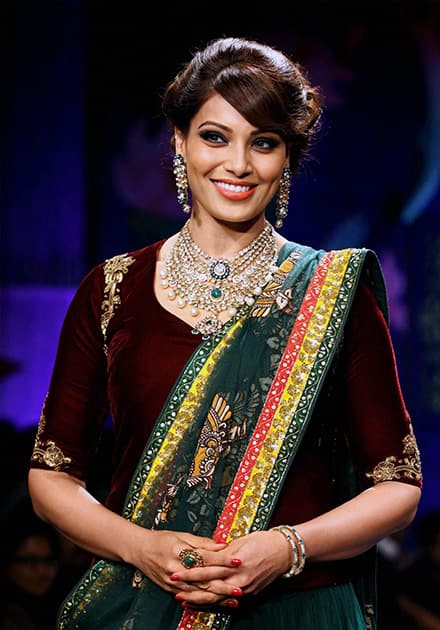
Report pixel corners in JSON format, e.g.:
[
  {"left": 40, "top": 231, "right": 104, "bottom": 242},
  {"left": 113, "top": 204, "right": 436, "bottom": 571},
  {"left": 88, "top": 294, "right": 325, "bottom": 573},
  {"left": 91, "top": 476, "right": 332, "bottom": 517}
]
[
  {"left": 199, "top": 130, "right": 227, "bottom": 144},
  {"left": 252, "top": 136, "right": 281, "bottom": 151}
]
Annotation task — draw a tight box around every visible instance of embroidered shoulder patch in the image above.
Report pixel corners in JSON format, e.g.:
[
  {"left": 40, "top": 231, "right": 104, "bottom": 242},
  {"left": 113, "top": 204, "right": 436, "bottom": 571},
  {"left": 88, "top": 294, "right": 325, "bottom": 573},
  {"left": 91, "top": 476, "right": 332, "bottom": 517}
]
[
  {"left": 101, "top": 253, "right": 135, "bottom": 353},
  {"left": 366, "top": 430, "right": 422, "bottom": 484}
]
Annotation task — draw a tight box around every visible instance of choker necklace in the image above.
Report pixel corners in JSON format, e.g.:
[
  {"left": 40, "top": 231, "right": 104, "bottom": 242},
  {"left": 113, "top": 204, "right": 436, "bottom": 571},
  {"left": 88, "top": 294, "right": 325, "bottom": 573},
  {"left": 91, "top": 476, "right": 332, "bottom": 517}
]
[{"left": 160, "top": 220, "right": 278, "bottom": 337}]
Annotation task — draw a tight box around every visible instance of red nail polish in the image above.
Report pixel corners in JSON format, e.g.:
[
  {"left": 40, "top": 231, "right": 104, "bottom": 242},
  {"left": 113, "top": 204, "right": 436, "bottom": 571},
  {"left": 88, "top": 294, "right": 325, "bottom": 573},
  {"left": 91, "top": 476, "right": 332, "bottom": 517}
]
[
  {"left": 231, "top": 558, "right": 242, "bottom": 567},
  {"left": 170, "top": 574, "right": 180, "bottom": 581},
  {"left": 226, "top": 599, "right": 239, "bottom": 608},
  {"left": 232, "top": 588, "right": 243, "bottom": 597},
  {"left": 175, "top": 594, "right": 183, "bottom": 601}
]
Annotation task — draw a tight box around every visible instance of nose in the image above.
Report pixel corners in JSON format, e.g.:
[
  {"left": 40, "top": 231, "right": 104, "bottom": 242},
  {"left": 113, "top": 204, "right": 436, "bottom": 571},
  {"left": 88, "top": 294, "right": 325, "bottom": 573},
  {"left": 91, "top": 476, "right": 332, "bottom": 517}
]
[{"left": 224, "top": 143, "right": 251, "bottom": 178}]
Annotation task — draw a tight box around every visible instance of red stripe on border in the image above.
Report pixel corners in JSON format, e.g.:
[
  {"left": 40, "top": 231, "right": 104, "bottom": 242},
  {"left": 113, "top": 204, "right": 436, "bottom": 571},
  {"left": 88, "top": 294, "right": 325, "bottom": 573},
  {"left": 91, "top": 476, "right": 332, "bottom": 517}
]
[{"left": 213, "top": 251, "right": 334, "bottom": 542}]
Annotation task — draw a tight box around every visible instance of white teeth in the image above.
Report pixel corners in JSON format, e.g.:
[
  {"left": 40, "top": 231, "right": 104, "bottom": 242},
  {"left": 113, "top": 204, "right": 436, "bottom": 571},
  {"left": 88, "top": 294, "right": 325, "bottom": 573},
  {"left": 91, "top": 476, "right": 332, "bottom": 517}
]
[{"left": 215, "top": 181, "right": 251, "bottom": 193}]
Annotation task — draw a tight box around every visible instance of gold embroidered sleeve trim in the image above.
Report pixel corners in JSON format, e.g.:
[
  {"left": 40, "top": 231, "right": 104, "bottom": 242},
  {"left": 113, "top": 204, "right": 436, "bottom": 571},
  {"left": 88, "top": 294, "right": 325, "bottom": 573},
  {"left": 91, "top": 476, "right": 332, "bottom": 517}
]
[
  {"left": 101, "top": 253, "right": 135, "bottom": 354},
  {"left": 31, "top": 400, "right": 72, "bottom": 471},
  {"left": 366, "top": 430, "right": 422, "bottom": 484}
]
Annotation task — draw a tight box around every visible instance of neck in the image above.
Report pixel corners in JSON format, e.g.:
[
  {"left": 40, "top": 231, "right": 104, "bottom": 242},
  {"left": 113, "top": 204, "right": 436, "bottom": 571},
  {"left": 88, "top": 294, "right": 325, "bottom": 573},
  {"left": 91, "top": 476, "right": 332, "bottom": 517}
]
[{"left": 187, "top": 214, "right": 267, "bottom": 259}]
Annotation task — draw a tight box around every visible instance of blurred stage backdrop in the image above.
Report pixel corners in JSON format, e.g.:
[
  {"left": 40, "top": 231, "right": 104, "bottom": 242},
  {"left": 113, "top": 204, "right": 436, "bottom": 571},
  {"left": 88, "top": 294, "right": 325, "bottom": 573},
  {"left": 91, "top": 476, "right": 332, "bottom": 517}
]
[{"left": 1, "top": 2, "right": 439, "bottom": 517}]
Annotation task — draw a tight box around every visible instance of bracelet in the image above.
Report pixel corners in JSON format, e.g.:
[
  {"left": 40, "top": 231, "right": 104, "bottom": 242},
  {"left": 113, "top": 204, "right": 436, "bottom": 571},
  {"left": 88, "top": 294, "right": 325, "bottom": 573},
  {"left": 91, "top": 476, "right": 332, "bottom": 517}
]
[{"left": 271, "top": 525, "right": 307, "bottom": 578}]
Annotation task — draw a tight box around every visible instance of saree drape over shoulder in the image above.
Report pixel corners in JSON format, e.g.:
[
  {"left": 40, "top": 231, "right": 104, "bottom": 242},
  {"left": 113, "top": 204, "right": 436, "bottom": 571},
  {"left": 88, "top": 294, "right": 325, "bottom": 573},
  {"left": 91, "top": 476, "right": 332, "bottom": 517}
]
[{"left": 30, "top": 241, "right": 422, "bottom": 630}]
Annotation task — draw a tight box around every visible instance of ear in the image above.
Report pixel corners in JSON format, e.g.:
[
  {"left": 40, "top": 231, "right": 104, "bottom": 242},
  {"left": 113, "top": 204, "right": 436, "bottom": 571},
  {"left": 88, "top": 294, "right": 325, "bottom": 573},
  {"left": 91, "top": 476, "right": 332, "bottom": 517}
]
[{"left": 174, "top": 127, "right": 185, "bottom": 157}]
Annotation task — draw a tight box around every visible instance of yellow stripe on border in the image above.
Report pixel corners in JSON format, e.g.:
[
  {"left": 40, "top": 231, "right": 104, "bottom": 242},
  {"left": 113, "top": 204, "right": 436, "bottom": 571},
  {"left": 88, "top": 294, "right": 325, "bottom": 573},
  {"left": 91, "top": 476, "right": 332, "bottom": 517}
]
[
  {"left": 132, "top": 318, "right": 245, "bottom": 521},
  {"left": 227, "top": 249, "right": 353, "bottom": 539}
]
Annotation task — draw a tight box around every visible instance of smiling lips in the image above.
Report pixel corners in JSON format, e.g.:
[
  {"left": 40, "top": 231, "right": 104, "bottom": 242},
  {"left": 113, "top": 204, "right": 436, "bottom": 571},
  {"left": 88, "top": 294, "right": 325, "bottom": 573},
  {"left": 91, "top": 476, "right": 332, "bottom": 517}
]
[{"left": 212, "top": 179, "right": 257, "bottom": 200}]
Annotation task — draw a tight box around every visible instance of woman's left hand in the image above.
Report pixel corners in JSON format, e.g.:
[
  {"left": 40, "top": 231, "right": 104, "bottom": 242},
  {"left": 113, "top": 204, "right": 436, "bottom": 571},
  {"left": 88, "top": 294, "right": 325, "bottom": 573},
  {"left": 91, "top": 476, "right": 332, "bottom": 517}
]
[{"left": 173, "top": 530, "right": 290, "bottom": 608}]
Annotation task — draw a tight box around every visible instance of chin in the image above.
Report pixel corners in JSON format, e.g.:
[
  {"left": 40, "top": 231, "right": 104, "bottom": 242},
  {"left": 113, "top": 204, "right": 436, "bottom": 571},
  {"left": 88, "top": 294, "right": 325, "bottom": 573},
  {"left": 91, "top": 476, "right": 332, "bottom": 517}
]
[
  {"left": 218, "top": 215, "right": 266, "bottom": 230},
  {"left": 210, "top": 208, "right": 266, "bottom": 224}
]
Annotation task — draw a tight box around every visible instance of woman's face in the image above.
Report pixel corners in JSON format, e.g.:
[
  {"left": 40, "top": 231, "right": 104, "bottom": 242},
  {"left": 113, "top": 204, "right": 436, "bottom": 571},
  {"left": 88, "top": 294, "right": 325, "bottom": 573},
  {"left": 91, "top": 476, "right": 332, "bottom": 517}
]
[
  {"left": 175, "top": 93, "right": 289, "bottom": 226},
  {"left": 7, "top": 535, "right": 58, "bottom": 596}
]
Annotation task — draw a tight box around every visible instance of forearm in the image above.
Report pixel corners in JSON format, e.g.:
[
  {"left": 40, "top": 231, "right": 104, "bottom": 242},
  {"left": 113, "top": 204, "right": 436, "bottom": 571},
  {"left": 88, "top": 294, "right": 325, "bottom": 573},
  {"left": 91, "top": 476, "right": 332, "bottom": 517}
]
[
  {"left": 28, "top": 468, "right": 238, "bottom": 606},
  {"left": 294, "top": 481, "right": 420, "bottom": 562},
  {"left": 28, "top": 468, "right": 148, "bottom": 564}
]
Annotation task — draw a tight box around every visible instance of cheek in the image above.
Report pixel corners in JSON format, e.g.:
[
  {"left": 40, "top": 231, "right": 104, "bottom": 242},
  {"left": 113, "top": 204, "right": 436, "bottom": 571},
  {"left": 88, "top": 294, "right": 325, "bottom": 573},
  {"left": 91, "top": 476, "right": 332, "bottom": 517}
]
[
  {"left": 261, "top": 168, "right": 283, "bottom": 196},
  {"left": 8, "top": 565, "right": 32, "bottom": 587},
  {"left": 187, "top": 148, "right": 218, "bottom": 177},
  {"left": 255, "top": 158, "right": 285, "bottom": 185}
]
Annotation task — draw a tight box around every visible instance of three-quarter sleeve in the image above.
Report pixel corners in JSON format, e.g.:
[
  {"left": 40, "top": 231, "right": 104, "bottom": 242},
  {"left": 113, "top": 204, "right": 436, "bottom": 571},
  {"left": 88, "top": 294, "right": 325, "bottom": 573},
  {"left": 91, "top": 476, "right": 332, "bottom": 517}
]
[
  {"left": 30, "top": 264, "right": 109, "bottom": 480},
  {"left": 341, "top": 280, "right": 422, "bottom": 489}
]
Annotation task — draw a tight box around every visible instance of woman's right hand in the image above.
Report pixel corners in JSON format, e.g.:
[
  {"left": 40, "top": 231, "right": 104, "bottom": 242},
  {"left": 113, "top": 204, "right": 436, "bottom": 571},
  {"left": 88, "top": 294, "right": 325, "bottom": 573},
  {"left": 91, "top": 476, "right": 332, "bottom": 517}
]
[
  {"left": 126, "top": 528, "right": 243, "bottom": 607},
  {"left": 28, "top": 471, "right": 242, "bottom": 607},
  {"left": 128, "top": 529, "right": 224, "bottom": 591}
]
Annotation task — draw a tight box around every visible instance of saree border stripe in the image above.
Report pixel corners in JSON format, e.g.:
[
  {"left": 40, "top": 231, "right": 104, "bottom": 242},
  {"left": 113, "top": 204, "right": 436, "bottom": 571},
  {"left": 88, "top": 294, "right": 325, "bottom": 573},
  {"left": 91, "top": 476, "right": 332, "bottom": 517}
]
[
  {"left": 252, "top": 249, "right": 363, "bottom": 532},
  {"left": 216, "top": 250, "right": 344, "bottom": 541},
  {"left": 126, "top": 317, "right": 246, "bottom": 522},
  {"left": 178, "top": 248, "right": 358, "bottom": 630}
]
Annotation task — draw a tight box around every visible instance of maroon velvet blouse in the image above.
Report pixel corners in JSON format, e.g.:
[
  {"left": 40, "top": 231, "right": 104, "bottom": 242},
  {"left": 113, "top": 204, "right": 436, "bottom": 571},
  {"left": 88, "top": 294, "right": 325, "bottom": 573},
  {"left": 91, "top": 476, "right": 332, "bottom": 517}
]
[{"left": 30, "top": 240, "right": 422, "bottom": 591}]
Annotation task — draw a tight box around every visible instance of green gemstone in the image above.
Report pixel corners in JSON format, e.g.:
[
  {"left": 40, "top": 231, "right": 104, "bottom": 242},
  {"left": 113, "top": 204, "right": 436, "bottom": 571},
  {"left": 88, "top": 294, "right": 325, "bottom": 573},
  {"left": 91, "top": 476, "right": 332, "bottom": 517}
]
[
  {"left": 211, "top": 288, "right": 222, "bottom": 299},
  {"left": 183, "top": 556, "right": 196, "bottom": 568}
]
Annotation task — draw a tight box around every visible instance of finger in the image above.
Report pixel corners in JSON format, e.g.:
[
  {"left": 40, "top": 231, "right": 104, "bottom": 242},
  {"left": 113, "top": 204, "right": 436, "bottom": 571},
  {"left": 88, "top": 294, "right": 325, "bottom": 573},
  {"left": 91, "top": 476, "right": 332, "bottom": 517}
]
[
  {"left": 176, "top": 589, "right": 217, "bottom": 606},
  {"left": 174, "top": 548, "right": 240, "bottom": 576},
  {"left": 217, "top": 598, "right": 240, "bottom": 609},
  {"left": 191, "top": 549, "right": 242, "bottom": 569},
  {"left": 177, "top": 548, "right": 206, "bottom": 570},
  {"left": 180, "top": 595, "right": 241, "bottom": 609},
  {"left": 198, "top": 541, "right": 228, "bottom": 551},
  {"left": 176, "top": 580, "right": 244, "bottom": 602},
  {"left": 194, "top": 580, "right": 243, "bottom": 599},
  {"left": 171, "top": 566, "right": 239, "bottom": 584},
  {"left": 181, "top": 534, "right": 227, "bottom": 551}
]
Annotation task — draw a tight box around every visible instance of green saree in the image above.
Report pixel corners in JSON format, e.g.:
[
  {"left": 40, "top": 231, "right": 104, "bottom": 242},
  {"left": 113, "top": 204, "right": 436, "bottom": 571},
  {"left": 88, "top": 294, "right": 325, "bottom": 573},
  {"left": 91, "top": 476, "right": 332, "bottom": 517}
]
[{"left": 57, "top": 242, "right": 387, "bottom": 630}]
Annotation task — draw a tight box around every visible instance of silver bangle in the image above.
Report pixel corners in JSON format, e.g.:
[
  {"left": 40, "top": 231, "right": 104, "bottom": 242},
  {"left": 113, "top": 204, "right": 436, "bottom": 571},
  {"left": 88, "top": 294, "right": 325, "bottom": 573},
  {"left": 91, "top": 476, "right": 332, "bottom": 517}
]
[{"left": 272, "top": 525, "right": 306, "bottom": 578}]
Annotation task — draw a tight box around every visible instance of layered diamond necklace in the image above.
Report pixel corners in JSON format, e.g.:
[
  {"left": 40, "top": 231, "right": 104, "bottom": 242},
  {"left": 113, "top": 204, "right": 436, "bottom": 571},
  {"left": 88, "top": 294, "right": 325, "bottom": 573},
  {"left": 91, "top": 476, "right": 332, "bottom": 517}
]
[{"left": 160, "top": 220, "right": 278, "bottom": 337}]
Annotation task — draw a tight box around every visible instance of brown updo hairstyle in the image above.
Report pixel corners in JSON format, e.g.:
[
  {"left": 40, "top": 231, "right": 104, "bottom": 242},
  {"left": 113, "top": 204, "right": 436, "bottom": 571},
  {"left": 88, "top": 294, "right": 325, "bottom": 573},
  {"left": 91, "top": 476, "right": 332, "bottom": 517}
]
[{"left": 162, "top": 37, "right": 322, "bottom": 174}]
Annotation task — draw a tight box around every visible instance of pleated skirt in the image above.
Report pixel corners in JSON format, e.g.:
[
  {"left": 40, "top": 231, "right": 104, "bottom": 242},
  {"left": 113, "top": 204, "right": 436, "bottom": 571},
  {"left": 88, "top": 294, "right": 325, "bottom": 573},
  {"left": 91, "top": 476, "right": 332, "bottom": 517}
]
[
  {"left": 57, "top": 576, "right": 369, "bottom": 629},
  {"left": 229, "top": 582, "right": 368, "bottom": 630}
]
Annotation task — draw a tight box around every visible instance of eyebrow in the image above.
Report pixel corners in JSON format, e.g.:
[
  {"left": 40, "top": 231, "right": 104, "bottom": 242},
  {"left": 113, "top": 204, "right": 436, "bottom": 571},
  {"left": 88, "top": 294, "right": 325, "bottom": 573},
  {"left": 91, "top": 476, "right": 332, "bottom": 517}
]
[
  {"left": 198, "top": 121, "right": 231, "bottom": 131},
  {"left": 197, "top": 121, "right": 279, "bottom": 136}
]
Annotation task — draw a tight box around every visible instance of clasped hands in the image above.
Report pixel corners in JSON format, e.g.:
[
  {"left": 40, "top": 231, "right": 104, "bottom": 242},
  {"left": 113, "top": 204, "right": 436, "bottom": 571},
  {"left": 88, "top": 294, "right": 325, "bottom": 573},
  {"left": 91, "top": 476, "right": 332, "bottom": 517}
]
[{"left": 140, "top": 529, "right": 291, "bottom": 609}]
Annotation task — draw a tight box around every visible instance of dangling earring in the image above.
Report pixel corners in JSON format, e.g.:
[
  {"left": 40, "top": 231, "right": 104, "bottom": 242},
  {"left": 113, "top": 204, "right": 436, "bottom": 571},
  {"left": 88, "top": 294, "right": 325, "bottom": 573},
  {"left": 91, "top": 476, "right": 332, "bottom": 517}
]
[
  {"left": 275, "top": 167, "right": 292, "bottom": 228},
  {"left": 173, "top": 154, "right": 191, "bottom": 214}
]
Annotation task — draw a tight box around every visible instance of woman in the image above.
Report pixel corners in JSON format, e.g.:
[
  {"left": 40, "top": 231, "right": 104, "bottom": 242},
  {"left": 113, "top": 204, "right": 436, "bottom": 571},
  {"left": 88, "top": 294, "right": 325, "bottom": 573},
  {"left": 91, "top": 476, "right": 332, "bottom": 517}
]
[
  {"left": 0, "top": 500, "right": 61, "bottom": 629},
  {"left": 28, "top": 36, "right": 422, "bottom": 629}
]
